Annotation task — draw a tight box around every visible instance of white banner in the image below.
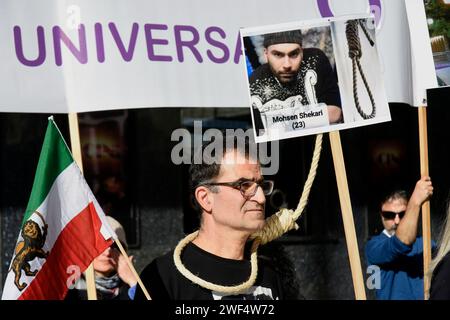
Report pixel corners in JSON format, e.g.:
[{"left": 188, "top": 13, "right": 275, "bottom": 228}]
[
  {"left": 405, "top": 0, "right": 438, "bottom": 106},
  {"left": 0, "top": 0, "right": 434, "bottom": 113}
]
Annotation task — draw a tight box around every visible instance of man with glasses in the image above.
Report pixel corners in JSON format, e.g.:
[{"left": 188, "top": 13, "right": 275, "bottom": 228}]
[
  {"left": 365, "top": 176, "right": 436, "bottom": 300},
  {"left": 134, "top": 140, "right": 284, "bottom": 300}
]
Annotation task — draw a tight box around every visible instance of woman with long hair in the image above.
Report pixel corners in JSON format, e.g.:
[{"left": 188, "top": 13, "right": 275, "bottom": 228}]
[{"left": 429, "top": 200, "right": 450, "bottom": 299}]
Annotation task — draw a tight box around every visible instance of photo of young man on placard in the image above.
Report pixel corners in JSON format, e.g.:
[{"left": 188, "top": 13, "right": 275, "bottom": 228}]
[
  {"left": 245, "top": 26, "right": 342, "bottom": 141},
  {"left": 242, "top": 16, "right": 391, "bottom": 143}
]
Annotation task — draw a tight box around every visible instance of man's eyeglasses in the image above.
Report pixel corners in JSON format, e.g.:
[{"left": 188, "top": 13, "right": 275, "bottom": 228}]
[
  {"left": 381, "top": 211, "right": 406, "bottom": 220},
  {"left": 202, "top": 179, "right": 274, "bottom": 199}
]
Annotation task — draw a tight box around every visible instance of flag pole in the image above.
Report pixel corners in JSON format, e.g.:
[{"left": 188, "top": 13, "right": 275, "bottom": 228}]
[
  {"left": 68, "top": 112, "right": 98, "bottom": 300},
  {"left": 114, "top": 239, "right": 152, "bottom": 300},
  {"left": 329, "top": 131, "right": 367, "bottom": 300},
  {"left": 418, "top": 106, "right": 432, "bottom": 299}
]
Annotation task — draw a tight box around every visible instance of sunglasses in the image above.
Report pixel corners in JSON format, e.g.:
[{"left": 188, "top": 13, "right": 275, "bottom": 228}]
[{"left": 381, "top": 211, "right": 405, "bottom": 220}]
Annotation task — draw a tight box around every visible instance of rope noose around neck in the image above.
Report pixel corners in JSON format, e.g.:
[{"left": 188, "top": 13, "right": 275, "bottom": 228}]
[
  {"left": 346, "top": 19, "right": 376, "bottom": 120},
  {"left": 173, "top": 133, "right": 323, "bottom": 294}
]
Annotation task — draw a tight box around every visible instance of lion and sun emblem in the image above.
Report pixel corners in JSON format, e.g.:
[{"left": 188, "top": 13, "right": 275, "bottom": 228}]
[{"left": 10, "top": 211, "right": 49, "bottom": 291}]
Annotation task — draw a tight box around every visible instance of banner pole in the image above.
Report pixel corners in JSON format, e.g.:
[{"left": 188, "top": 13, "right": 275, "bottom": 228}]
[
  {"left": 114, "top": 239, "right": 151, "bottom": 300},
  {"left": 329, "top": 131, "right": 367, "bottom": 300},
  {"left": 418, "top": 106, "right": 432, "bottom": 299},
  {"left": 68, "top": 113, "right": 98, "bottom": 300}
]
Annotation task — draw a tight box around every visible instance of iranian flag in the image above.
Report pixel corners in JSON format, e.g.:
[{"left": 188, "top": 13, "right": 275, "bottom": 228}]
[{"left": 1, "top": 118, "right": 116, "bottom": 300}]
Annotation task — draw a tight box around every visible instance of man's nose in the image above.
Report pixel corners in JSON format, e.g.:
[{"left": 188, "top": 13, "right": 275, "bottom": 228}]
[
  {"left": 251, "top": 185, "right": 266, "bottom": 205},
  {"left": 282, "top": 57, "right": 292, "bottom": 69},
  {"left": 394, "top": 214, "right": 401, "bottom": 224}
]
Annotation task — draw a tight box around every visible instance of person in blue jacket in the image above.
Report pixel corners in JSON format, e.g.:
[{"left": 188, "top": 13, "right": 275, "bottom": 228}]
[{"left": 365, "top": 176, "right": 435, "bottom": 300}]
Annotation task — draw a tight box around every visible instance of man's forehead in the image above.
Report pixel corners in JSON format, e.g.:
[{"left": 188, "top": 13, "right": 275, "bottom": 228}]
[
  {"left": 218, "top": 151, "right": 261, "bottom": 178},
  {"left": 382, "top": 198, "right": 407, "bottom": 210},
  {"left": 267, "top": 43, "right": 301, "bottom": 53}
]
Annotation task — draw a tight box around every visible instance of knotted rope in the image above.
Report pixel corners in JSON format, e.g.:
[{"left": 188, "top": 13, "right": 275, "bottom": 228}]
[
  {"left": 346, "top": 19, "right": 376, "bottom": 120},
  {"left": 174, "top": 133, "right": 323, "bottom": 294}
]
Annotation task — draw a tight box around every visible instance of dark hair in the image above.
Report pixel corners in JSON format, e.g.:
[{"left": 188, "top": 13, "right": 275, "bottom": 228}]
[
  {"left": 189, "top": 135, "right": 257, "bottom": 214},
  {"left": 380, "top": 190, "right": 409, "bottom": 208}
]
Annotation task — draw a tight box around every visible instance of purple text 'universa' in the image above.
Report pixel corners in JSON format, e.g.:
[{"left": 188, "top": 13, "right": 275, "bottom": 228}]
[{"left": 13, "top": 23, "right": 243, "bottom": 67}]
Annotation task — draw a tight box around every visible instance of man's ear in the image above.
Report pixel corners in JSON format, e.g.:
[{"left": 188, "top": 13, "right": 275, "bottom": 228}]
[
  {"left": 263, "top": 48, "right": 268, "bottom": 63},
  {"left": 195, "top": 186, "right": 213, "bottom": 213}
]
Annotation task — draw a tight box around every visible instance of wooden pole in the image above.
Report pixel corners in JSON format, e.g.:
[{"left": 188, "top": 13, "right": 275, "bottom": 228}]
[
  {"left": 68, "top": 113, "right": 97, "bottom": 300},
  {"left": 418, "top": 106, "right": 432, "bottom": 300},
  {"left": 329, "top": 131, "right": 367, "bottom": 300},
  {"left": 115, "top": 239, "right": 152, "bottom": 300}
]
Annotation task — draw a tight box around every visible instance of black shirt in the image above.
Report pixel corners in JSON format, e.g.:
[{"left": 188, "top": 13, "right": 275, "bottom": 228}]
[
  {"left": 134, "top": 242, "right": 284, "bottom": 300},
  {"left": 430, "top": 251, "right": 450, "bottom": 300}
]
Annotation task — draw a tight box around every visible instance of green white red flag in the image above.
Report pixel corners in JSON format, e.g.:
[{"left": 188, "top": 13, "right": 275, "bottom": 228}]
[{"left": 1, "top": 118, "right": 116, "bottom": 300}]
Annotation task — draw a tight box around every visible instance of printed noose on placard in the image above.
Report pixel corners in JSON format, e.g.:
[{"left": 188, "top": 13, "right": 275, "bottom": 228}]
[{"left": 345, "top": 19, "right": 376, "bottom": 120}]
